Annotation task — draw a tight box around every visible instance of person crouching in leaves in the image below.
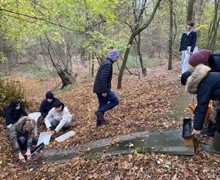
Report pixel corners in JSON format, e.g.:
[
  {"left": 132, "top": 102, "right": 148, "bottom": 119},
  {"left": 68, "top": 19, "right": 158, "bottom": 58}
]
[
  {"left": 44, "top": 100, "right": 72, "bottom": 136},
  {"left": 93, "top": 48, "right": 120, "bottom": 127},
  {"left": 8, "top": 116, "right": 35, "bottom": 163}
]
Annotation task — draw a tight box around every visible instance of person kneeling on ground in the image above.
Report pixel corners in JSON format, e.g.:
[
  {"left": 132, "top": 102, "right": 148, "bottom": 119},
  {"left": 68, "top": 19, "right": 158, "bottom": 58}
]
[
  {"left": 181, "top": 64, "right": 220, "bottom": 154},
  {"left": 39, "top": 91, "right": 59, "bottom": 118},
  {"left": 8, "top": 116, "right": 35, "bottom": 163},
  {"left": 4, "top": 99, "right": 28, "bottom": 128},
  {"left": 44, "top": 100, "right": 72, "bottom": 135}
]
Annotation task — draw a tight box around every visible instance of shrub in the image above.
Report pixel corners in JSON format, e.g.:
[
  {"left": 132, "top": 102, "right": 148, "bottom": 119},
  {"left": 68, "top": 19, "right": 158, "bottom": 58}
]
[{"left": 0, "top": 78, "right": 26, "bottom": 117}]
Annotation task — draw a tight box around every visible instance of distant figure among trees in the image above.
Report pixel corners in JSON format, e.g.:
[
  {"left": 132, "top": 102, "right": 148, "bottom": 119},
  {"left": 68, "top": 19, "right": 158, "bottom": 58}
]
[
  {"left": 93, "top": 48, "right": 120, "bottom": 127},
  {"left": 179, "top": 21, "right": 197, "bottom": 75}
]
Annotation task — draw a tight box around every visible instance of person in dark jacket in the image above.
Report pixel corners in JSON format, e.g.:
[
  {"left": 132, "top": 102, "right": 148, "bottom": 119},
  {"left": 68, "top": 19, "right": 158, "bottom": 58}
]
[
  {"left": 93, "top": 48, "right": 120, "bottom": 127},
  {"left": 39, "top": 91, "right": 59, "bottom": 118},
  {"left": 179, "top": 21, "right": 197, "bottom": 74},
  {"left": 4, "top": 99, "right": 27, "bottom": 128},
  {"left": 181, "top": 64, "right": 220, "bottom": 154}
]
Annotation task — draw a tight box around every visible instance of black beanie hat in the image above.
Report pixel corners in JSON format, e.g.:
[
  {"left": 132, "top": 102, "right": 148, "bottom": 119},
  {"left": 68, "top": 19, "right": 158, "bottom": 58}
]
[
  {"left": 46, "top": 91, "right": 54, "bottom": 99},
  {"left": 181, "top": 71, "right": 192, "bottom": 85}
]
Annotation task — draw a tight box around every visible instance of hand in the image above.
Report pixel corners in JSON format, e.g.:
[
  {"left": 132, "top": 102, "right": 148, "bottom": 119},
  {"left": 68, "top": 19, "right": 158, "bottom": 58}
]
[
  {"left": 25, "top": 149, "right": 31, "bottom": 160},
  {"left": 192, "top": 129, "right": 201, "bottom": 135},
  {"left": 47, "top": 127, "right": 52, "bottom": 132},
  {"left": 50, "top": 130, "right": 55, "bottom": 135},
  {"left": 18, "top": 152, "right": 26, "bottom": 163},
  {"left": 102, "top": 93, "right": 107, "bottom": 97}
]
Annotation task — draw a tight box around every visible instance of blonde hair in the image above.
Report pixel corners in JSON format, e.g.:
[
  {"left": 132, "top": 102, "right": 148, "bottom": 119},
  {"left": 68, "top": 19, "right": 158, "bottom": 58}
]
[{"left": 23, "top": 118, "right": 35, "bottom": 132}]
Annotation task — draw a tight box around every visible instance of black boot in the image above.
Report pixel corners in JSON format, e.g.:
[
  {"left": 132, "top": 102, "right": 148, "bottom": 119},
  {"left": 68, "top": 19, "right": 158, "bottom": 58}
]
[
  {"left": 201, "top": 131, "right": 220, "bottom": 154},
  {"left": 95, "top": 111, "right": 104, "bottom": 127}
]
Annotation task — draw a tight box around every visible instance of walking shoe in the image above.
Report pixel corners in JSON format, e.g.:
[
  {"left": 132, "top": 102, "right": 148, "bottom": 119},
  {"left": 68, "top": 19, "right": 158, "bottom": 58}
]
[{"left": 95, "top": 111, "right": 104, "bottom": 121}]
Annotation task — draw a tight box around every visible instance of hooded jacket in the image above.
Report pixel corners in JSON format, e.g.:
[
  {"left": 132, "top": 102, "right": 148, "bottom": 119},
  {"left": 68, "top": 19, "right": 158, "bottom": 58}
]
[
  {"left": 39, "top": 97, "right": 59, "bottom": 118},
  {"left": 4, "top": 100, "right": 27, "bottom": 126},
  {"left": 186, "top": 64, "right": 220, "bottom": 130}
]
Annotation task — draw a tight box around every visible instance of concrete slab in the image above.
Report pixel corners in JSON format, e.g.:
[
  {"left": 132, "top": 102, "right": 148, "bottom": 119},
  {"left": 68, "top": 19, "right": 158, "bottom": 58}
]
[
  {"left": 42, "top": 128, "right": 194, "bottom": 162},
  {"left": 55, "top": 130, "right": 76, "bottom": 142},
  {"left": 142, "top": 129, "right": 194, "bottom": 155}
]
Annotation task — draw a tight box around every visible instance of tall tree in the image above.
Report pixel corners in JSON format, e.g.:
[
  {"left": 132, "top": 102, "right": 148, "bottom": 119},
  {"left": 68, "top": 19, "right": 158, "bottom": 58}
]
[
  {"left": 117, "top": 0, "right": 162, "bottom": 89},
  {"left": 207, "top": 0, "right": 220, "bottom": 51}
]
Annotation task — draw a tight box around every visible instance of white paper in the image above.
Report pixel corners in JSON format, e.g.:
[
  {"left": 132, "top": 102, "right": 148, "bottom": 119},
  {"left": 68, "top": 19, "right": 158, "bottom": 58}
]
[
  {"left": 37, "top": 132, "right": 52, "bottom": 146},
  {"left": 55, "top": 130, "right": 76, "bottom": 142}
]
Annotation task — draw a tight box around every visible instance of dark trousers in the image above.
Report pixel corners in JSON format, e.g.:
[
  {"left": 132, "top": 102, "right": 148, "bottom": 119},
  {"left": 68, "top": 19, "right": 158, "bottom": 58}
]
[
  {"left": 96, "top": 90, "right": 119, "bottom": 113},
  {"left": 17, "top": 136, "right": 37, "bottom": 150},
  {"left": 216, "top": 110, "right": 220, "bottom": 133}
]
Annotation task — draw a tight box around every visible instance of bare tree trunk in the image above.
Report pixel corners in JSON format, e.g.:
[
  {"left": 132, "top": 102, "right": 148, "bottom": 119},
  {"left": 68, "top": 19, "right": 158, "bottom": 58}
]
[
  {"left": 207, "top": 0, "right": 220, "bottom": 51},
  {"left": 117, "top": 0, "right": 162, "bottom": 89},
  {"left": 136, "top": 33, "right": 146, "bottom": 76},
  {"left": 187, "top": 0, "right": 196, "bottom": 22},
  {"left": 168, "top": 0, "right": 174, "bottom": 70}
]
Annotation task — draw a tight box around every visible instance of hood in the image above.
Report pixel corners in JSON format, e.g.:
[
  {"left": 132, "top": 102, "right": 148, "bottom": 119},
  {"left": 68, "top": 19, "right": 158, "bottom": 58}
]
[{"left": 186, "top": 64, "right": 211, "bottom": 94}]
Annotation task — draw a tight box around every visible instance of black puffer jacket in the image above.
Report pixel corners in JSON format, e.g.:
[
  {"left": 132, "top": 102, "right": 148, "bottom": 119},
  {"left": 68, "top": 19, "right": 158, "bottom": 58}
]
[
  {"left": 93, "top": 58, "right": 113, "bottom": 94},
  {"left": 186, "top": 64, "right": 220, "bottom": 130},
  {"left": 179, "top": 30, "right": 197, "bottom": 52}
]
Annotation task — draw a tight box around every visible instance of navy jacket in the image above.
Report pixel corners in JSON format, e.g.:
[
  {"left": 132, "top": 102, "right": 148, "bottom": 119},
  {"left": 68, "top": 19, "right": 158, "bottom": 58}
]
[
  {"left": 93, "top": 58, "right": 113, "bottom": 94},
  {"left": 39, "top": 98, "right": 59, "bottom": 118},
  {"left": 186, "top": 64, "right": 220, "bottom": 130},
  {"left": 179, "top": 31, "right": 197, "bottom": 52},
  {"left": 5, "top": 106, "right": 27, "bottom": 126}
]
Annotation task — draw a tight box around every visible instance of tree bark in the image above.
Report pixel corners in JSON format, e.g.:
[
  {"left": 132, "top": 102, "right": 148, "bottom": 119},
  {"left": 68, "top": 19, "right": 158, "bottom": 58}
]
[
  {"left": 186, "top": 0, "right": 196, "bottom": 23},
  {"left": 168, "top": 0, "right": 174, "bottom": 70},
  {"left": 117, "top": 0, "right": 162, "bottom": 89}
]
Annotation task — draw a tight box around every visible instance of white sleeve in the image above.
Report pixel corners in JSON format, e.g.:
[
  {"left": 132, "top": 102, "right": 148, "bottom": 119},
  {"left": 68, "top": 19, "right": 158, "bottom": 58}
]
[
  {"left": 44, "top": 109, "right": 54, "bottom": 129},
  {"left": 55, "top": 107, "right": 70, "bottom": 133}
]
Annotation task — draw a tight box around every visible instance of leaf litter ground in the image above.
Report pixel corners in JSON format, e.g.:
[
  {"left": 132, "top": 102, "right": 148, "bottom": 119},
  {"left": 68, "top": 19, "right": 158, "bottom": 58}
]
[{"left": 0, "top": 63, "right": 219, "bottom": 179}]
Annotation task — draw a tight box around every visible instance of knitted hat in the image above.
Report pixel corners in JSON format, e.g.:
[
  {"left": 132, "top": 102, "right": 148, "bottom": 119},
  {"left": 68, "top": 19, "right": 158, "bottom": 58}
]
[
  {"left": 187, "top": 22, "right": 194, "bottom": 27},
  {"left": 181, "top": 71, "right": 192, "bottom": 85},
  {"left": 46, "top": 91, "right": 54, "bottom": 99},
  {"left": 189, "top": 49, "right": 212, "bottom": 67},
  {"left": 108, "top": 48, "right": 119, "bottom": 60}
]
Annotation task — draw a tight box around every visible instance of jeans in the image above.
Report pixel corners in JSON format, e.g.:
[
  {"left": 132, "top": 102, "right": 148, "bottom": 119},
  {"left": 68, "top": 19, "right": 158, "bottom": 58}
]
[
  {"left": 96, "top": 90, "right": 119, "bottom": 113},
  {"left": 17, "top": 136, "right": 37, "bottom": 150},
  {"left": 47, "top": 116, "right": 72, "bottom": 128}
]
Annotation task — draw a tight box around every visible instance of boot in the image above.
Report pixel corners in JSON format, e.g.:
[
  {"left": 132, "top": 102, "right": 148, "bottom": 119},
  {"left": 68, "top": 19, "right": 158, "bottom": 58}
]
[
  {"left": 95, "top": 111, "right": 104, "bottom": 127},
  {"left": 201, "top": 131, "right": 220, "bottom": 154}
]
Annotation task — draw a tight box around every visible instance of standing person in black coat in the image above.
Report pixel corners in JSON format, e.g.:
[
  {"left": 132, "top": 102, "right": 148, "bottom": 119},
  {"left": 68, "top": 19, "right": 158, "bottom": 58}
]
[
  {"left": 93, "top": 48, "right": 120, "bottom": 127},
  {"left": 39, "top": 91, "right": 59, "bottom": 118},
  {"left": 4, "top": 99, "right": 28, "bottom": 128},
  {"left": 181, "top": 64, "right": 220, "bottom": 154},
  {"left": 179, "top": 21, "right": 197, "bottom": 75}
]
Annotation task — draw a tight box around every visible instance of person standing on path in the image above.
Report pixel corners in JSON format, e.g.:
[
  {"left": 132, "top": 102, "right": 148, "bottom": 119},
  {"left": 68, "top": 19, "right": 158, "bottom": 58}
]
[
  {"left": 179, "top": 21, "right": 197, "bottom": 75},
  {"left": 93, "top": 48, "right": 120, "bottom": 127}
]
